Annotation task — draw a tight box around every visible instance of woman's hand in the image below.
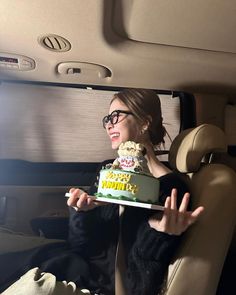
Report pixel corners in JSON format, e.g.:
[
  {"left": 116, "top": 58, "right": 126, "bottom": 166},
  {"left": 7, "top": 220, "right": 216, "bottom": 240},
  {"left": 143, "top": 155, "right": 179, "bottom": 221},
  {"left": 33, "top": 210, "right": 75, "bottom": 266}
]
[
  {"left": 67, "top": 188, "right": 103, "bottom": 211},
  {"left": 148, "top": 188, "right": 204, "bottom": 235}
]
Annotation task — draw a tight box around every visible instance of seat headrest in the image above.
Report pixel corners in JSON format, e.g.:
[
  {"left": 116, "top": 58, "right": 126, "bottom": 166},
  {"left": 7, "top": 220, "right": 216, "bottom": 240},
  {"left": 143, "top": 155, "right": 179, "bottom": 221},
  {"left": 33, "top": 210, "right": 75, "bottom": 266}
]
[{"left": 169, "top": 124, "right": 227, "bottom": 173}]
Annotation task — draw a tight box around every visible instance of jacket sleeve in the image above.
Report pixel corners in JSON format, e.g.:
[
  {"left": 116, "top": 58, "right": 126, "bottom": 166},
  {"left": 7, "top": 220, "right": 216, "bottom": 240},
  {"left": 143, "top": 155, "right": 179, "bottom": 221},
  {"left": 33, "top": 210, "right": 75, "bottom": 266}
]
[
  {"left": 68, "top": 206, "right": 101, "bottom": 256},
  {"left": 68, "top": 160, "right": 117, "bottom": 255},
  {"left": 126, "top": 173, "right": 189, "bottom": 295},
  {"left": 126, "top": 223, "right": 181, "bottom": 295}
]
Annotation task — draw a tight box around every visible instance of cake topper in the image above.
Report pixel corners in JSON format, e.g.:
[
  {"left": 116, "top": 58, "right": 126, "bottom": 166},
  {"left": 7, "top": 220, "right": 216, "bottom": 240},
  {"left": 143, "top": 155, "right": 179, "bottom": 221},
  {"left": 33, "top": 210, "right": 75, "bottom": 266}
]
[{"left": 108, "top": 141, "right": 150, "bottom": 174}]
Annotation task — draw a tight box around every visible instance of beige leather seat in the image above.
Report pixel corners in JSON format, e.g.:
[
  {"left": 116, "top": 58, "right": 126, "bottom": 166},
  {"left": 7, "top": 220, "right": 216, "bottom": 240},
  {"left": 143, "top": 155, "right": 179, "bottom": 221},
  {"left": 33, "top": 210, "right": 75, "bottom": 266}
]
[{"left": 162, "top": 123, "right": 236, "bottom": 295}]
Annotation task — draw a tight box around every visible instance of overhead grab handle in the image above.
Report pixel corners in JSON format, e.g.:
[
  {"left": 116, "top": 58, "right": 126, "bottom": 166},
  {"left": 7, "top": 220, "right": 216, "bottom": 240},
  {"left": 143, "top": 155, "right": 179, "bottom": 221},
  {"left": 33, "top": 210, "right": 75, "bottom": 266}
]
[{"left": 57, "top": 62, "right": 112, "bottom": 79}]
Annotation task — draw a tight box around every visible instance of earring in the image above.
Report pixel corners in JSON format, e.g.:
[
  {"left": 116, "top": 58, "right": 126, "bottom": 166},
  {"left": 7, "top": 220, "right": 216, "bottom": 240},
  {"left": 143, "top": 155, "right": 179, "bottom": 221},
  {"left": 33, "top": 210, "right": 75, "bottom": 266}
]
[{"left": 141, "top": 127, "right": 147, "bottom": 134}]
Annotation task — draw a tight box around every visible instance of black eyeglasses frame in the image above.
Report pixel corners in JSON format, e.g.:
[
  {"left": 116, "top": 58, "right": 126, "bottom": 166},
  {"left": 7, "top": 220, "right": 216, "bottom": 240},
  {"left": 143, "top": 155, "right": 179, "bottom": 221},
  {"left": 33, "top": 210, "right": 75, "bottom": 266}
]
[{"left": 102, "top": 110, "right": 134, "bottom": 128}]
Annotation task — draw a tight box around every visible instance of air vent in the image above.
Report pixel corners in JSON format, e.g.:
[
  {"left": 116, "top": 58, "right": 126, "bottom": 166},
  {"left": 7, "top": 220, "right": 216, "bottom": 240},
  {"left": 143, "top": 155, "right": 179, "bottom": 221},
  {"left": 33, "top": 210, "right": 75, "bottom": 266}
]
[{"left": 39, "top": 34, "right": 71, "bottom": 52}]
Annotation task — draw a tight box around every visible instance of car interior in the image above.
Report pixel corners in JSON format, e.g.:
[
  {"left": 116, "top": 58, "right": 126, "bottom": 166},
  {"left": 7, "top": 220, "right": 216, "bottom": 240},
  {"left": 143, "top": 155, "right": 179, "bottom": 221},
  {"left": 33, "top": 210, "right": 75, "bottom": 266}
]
[{"left": 0, "top": 1, "right": 236, "bottom": 294}]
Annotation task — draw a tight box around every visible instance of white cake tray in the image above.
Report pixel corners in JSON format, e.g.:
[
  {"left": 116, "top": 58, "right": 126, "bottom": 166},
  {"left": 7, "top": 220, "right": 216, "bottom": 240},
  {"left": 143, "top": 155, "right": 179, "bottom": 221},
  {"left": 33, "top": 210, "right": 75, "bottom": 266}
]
[{"left": 65, "top": 193, "right": 164, "bottom": 211}]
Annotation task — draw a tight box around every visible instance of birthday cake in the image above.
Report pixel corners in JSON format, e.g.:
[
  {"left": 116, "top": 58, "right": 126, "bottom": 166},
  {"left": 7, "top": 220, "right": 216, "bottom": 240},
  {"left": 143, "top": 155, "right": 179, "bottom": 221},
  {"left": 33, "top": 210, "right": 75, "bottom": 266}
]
[{"left": 96, "top": 141, "right": 160, "bottom": 204}]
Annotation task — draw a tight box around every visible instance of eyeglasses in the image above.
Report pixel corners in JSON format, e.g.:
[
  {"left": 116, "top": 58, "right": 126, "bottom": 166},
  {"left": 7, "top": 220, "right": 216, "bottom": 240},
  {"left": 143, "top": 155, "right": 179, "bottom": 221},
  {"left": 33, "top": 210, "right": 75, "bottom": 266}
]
[{"left": 102, "top": 110, "right": 134, "bottom": 128}]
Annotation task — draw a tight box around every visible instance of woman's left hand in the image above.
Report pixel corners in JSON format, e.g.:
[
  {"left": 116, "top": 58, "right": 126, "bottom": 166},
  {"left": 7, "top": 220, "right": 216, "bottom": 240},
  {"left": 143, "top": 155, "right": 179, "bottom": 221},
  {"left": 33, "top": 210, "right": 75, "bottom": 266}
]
[{"left": 148, "top": 188, "right": 204, "bottom": 236}]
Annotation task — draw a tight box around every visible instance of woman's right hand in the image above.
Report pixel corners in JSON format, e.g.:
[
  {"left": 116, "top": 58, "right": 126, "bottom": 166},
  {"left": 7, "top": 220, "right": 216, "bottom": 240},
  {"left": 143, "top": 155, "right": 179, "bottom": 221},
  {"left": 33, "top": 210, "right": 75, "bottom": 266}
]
[{"left": 67, "top": 188, "right": 105, "bottom": 211}]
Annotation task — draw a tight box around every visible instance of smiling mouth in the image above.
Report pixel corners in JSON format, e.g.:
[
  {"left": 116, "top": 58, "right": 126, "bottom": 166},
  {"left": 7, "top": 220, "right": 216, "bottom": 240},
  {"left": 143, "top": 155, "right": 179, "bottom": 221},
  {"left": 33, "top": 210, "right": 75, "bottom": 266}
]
[{"left": 110, "top": 132, "right": 120, "bottom": 141}]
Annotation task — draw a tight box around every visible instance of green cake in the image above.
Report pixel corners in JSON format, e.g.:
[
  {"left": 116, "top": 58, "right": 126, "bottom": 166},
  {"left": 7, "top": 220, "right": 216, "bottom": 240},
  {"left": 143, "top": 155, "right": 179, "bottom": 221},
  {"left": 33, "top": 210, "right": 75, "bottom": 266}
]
[
  {"left": 96, "top": 141, "right": 160, "bottom": 204},
  {"left": 96, "top": 168, "right": 160, "bottom": 203}
]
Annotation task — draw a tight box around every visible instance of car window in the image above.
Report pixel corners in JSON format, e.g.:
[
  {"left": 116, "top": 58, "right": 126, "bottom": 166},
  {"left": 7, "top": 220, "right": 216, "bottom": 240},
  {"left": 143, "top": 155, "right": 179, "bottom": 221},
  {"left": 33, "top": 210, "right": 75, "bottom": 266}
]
[{"left": 0, "top": 82, "right": 181, "bottom": 163}]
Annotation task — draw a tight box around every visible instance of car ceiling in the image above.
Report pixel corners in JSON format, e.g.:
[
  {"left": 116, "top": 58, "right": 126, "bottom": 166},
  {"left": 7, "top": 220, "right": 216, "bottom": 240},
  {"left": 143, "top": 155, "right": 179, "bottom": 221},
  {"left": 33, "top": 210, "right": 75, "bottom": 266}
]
[{"left": 0, "top": 0, "right": 236, "bottom": 94}]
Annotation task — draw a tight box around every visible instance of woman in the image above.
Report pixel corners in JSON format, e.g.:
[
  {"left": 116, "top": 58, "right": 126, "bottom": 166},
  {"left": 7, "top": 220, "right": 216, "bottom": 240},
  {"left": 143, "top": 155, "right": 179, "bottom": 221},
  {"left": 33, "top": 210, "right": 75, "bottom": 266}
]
[
  {"left": 66, "top": 89, "right": 204, "bottom": 294},
  {"left": 0, "top": 89, "right": 204, "bottom": 295}
]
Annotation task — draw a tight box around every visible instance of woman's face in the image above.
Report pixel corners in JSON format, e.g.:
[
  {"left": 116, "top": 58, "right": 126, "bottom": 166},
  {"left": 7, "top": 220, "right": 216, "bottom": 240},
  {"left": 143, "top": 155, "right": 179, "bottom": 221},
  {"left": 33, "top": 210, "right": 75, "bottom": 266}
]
[{"left": 105, "top": 98, "right": 144, "bottom": 150}]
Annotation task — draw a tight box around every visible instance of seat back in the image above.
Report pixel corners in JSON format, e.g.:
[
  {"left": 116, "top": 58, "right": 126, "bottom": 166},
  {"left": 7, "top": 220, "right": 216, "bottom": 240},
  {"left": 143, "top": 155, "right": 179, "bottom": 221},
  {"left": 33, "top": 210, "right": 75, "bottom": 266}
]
[{"left": 163, "top": 124, "right": 236, "bottom": 295}]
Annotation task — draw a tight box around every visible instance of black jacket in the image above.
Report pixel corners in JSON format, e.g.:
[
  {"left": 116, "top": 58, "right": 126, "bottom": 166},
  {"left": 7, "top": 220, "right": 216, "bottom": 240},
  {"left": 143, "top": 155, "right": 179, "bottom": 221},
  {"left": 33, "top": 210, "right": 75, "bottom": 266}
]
[{"left": 68, "top": 172, "right": 189, "bottom": 295}]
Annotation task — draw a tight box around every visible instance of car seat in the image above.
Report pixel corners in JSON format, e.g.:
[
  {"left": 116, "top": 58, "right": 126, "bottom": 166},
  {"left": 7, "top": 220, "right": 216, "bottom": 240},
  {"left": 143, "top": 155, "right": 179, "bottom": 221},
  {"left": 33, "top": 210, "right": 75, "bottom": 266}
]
[
  {"left": 115, "top": 123, "right": 236, "bottom": 295},
  {"left": 161, "top": 123, "right": 236, "bottom": 295}
]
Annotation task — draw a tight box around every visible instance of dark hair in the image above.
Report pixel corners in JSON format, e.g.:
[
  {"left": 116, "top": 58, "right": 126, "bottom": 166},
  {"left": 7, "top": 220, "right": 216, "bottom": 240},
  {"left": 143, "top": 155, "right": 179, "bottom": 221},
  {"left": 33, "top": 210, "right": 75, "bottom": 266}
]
[{"left": 111, "top": 88, "right": 166, "bottom": 146}]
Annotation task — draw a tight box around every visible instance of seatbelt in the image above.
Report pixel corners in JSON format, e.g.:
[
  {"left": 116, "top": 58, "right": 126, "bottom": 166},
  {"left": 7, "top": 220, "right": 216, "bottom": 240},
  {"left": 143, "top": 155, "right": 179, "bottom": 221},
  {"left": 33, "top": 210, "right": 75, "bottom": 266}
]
[{"left": 115, "top": 205, "right": 127, "bottom": 295}]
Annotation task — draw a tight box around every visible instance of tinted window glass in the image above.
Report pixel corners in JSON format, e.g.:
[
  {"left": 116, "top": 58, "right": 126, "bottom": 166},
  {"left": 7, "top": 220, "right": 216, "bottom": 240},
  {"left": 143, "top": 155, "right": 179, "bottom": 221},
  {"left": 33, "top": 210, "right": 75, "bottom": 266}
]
[{"left": 0, "top": 82, "right": 181, "bottom": 162}]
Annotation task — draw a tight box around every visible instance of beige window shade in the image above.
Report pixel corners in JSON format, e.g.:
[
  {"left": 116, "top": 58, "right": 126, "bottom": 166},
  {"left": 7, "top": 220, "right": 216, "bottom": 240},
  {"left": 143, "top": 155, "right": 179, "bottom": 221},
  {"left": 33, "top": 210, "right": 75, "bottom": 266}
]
[{"left": 0, "top": 83, "right": 180, "bottom": 162}]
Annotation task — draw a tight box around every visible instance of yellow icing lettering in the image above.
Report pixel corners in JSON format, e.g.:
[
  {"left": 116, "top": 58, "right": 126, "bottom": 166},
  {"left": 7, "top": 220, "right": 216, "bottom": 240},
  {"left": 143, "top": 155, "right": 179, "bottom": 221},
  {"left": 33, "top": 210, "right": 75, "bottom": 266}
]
[
  {"left": 101, "top": 180, "right": 107, "bottom": 189},
  {"left": 119, "top": 173, "right": 131, "bottom": 183},
  {"left": 131, "top": 185, "right": 138, "bottom": 194},
  {"left": 106, "top": 171, "right": 114, "bottom": 180},
  {"left": 102, "top": 172, "right": 138, "bottom": 194},
  {"left": 107, "top": 181, "right": 113, "bottom": 189},
  {"left": 117, "top": 182, "right": 126, "bottom": 190},
  {"left": 105, "top": 171, "right": 131, "bottom": 183},
  {"left": 111, "top": 182, "right": 118, "bottom": 189},
  {"left": 125, "top": 183, "right": 132, "bottom": 191}
]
